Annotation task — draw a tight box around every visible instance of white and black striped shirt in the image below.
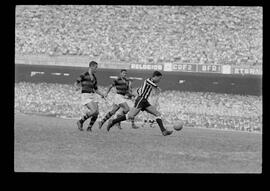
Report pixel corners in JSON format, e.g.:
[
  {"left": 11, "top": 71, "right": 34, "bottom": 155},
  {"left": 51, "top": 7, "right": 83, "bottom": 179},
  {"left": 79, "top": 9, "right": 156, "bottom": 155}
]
[{"left": 137, "top": 78, "right": 158, "bottom": 100}]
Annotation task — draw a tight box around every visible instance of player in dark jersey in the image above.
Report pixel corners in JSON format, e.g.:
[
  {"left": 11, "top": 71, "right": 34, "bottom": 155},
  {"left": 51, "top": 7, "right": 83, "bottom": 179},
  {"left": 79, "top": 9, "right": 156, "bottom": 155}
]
[
  {"left": 113, "top": 78, "right": 139, "bottom": 129},
  {"left": 98, "top": 69, "right": 139, "bottom": 129},
  {"left": 75, "top": 61, "right": 106, "bottom": 131},
  {"left": 106, "top": 71, "right": 173, "bottom": 136}
]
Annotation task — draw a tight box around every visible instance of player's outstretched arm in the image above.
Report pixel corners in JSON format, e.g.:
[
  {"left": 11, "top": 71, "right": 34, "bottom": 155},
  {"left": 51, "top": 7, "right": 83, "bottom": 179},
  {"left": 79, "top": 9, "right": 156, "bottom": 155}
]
[
  {"left": 157, "top": 87, "right": 162, "bottom": 93},
  {"left": 106, "top": 84, "right": 114, "bottom": 96},
  {"left": 75, "top": 74, "right": 84, "bottom": 91},
  {"left": 128, "top": 81, "right": 137, "bottom": 97},
  {"left": 74, "top": 81, "right": 81, "bottom": 91}
]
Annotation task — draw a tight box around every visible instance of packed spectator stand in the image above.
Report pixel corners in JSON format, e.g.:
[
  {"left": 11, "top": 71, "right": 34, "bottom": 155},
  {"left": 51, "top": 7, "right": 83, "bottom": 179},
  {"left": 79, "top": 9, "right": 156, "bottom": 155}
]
[
  {"left": 15, "top": 82, "right": 262, "bottom": 133},
  {"left": 15, "top": 5, "right": 262, "bottom": 66},
  {"left": 15, "top": 6, "right": 262, "bottom": 133}
]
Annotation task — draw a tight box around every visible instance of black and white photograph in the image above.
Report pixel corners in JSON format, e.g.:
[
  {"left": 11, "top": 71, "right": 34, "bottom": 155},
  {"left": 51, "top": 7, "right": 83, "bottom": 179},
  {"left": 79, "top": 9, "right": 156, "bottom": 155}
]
[{"left": 14, "top": 5, "right": 262, "bottom": 173}]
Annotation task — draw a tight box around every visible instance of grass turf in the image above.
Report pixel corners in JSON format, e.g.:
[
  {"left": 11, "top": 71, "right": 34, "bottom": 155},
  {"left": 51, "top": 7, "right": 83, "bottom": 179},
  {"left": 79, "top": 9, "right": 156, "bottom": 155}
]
[{"left": 14, "top": 113, "right": 262, "bottom": 173}]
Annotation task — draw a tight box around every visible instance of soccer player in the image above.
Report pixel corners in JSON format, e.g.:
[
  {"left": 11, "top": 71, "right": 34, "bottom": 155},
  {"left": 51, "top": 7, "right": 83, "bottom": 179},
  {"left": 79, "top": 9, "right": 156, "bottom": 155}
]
[
  {"left": 141, "top": 89, "right": 160, "bottom": 128},
  {"left": 75, "top": 61, "right": 106, "bottom": 131},
  {"left": 98, "top": 69, "right": 139, "bottom": 129},
  {"left": 113, "top": 78, "right": 139, "bottom": 129},
  {"left": 106, "top": 71, "right": 173, "bottom": 136}
]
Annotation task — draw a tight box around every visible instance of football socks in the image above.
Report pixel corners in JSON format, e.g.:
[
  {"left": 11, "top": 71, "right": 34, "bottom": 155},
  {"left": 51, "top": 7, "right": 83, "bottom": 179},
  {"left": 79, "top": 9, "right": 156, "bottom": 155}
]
[
  {"left": 112, "top": 115, "right": 127, "bottom": 125},
  {"left": 89, "top": 114, "right": 98, "bottom": 127},
  {"left": 100, "top": 111, "right": 115, "bottom": 125},
  {"left": 156, "top": 118, "right": 166, "bottom": 132}
]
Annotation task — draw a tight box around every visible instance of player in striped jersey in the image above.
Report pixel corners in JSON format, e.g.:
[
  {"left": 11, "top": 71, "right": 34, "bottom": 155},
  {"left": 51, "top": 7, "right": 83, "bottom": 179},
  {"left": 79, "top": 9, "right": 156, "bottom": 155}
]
[
  {"left": 75, "top": 61, "right": 106, "bottom": 131},
  {"left": 113, "top": 79, "right": 139, "bottom": 129},
  {"left": 106, "top": 71, "right": 173, "bottom": 136},
  {"left": 141, "top": 87, "right": 160, "bottom": 128},
  {"left": 98, "top": 69, "right": 139, "bottom": 129}
]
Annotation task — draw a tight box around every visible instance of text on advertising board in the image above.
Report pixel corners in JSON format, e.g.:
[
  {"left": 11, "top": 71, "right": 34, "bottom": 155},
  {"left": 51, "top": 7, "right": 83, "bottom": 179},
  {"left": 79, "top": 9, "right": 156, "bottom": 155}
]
[
  {"left": 232, "top": 67, "right": 262, "bottom": 75},
  {"left": 130, "top": 63, "right": 163, "bottom": 70},
  {"left": 197, "top": 65, "right": 221, "bottom": 73},
  {"left": 172, "top": 64, "right": 196, "bottom": 72}
]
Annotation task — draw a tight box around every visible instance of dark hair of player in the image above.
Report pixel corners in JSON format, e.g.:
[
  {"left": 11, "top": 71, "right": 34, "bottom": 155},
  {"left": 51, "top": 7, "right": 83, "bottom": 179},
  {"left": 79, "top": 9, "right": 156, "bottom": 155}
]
[
  {"left": 89, "top": 61, "right": 98, "bottom": 67},
  {"left": 152, "top": 71, "right": 162, "bottom": 77},
  {"left": 120, "top": 69, "right": 127, "bottom": 73}
]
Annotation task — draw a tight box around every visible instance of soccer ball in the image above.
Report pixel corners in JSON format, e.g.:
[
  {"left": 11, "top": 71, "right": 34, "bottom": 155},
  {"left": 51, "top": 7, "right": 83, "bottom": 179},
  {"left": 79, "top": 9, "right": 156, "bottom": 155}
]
[{"left": 173, "top": 122, "right": 184, "bottom": 131}]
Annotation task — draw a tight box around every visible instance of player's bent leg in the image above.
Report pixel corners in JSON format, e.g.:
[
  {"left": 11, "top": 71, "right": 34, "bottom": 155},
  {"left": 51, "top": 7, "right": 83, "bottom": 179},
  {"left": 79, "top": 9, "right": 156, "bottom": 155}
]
[
  {"left": 127, "top": 107, "right": 141, "bottom": 120},
  {"left": 87, "top": 102, "right": 99, "bottom": 131},
  {"left": 115, "top": 107, "right": 124, "bottom": 118},
  {"left": 115, "top": 102, "right": 130, "bottom": 129},
  {"left": 144, "top": 105, "right": 161, "bottom": 117},
  {"left": 119, "top": 102, "right": 130, "bottom": 114},
  {"left": 99, "top": 104, "right": 120, "bottom": 129},
  {"left": 119, "top": 102, "right": 138, "bottom": 128},
  {"left": 77, "top": 102, "right": 97, "bottom": 131},
  {"left": 127, "top": 107, "right": 140, "bottom": 129},
  {"left": 107, "top": 107, "right": 141, "bottom": 131},
  {"left": 145, "top": 106, "right": 173, "bottom": 136},
  {"left": 114, "top": 107, "right": 124, "bottom": 129}
]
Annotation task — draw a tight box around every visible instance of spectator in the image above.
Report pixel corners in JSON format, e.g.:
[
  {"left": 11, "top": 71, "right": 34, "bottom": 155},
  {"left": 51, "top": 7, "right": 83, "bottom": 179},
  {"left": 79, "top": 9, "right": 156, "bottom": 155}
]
[
  {"left": 15, "top": 82, "right": 262, "bottom": 133},
  {"left": 15, "top": 5, "right": 262, "bottom": 66}
]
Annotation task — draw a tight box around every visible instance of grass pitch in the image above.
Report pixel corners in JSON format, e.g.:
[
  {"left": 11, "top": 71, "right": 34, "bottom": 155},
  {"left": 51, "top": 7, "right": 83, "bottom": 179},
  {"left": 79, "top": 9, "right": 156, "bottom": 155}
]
[{"left": 14, "top": 113, "right": 262, "bottom": 173}]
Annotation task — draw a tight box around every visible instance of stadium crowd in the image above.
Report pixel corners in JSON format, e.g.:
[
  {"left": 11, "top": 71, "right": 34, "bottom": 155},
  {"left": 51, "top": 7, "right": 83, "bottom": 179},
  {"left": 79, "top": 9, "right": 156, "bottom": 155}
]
[
  {"left": 16, "top": 5, "right": 262, "bottom": 66},
  {"left": 15, "top": 82, "right": 262, "bottom": 133}
]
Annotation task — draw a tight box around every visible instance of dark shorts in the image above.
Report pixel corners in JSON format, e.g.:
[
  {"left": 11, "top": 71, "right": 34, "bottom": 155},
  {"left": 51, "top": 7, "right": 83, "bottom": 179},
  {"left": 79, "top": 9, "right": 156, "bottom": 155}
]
[{"left": 134, "top": 96, "right": 151, "bottom": 111}]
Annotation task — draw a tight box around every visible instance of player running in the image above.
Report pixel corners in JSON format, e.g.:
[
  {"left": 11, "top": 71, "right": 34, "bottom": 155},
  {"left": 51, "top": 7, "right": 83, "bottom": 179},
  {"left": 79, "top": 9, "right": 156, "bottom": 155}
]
[
  {"left": 113, "top": 77, "right": 139, "bottom": 129},
  {"left": 106, "top": 71, "right": 173, "bottom": 136},
  {"left": 141, "top": 88, "right": 160, "bottom": 128},
  {"left": 98, "top": 69, "right": 139, "bottom": 129},
  {"left": 75, "top": 61, "right": 106, "bottom": 131},
  {"left": 112, "top": 90, "right": 135, "bottom": 129}
]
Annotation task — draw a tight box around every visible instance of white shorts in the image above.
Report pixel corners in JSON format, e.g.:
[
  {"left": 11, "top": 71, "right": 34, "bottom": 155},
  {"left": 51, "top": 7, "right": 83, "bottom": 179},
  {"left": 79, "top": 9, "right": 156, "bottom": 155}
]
[
  {"left": 115, "top": 99, "right": 134, "bottom": 115},
  {"left": 126, "top": 99, "right": 134, "bottom": 108},
  {"left": 113, "top": 94, "right": 128, "bottom": 105},
  {"left": 81, "top": 93, "right": 100, "bottom": 106}
]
